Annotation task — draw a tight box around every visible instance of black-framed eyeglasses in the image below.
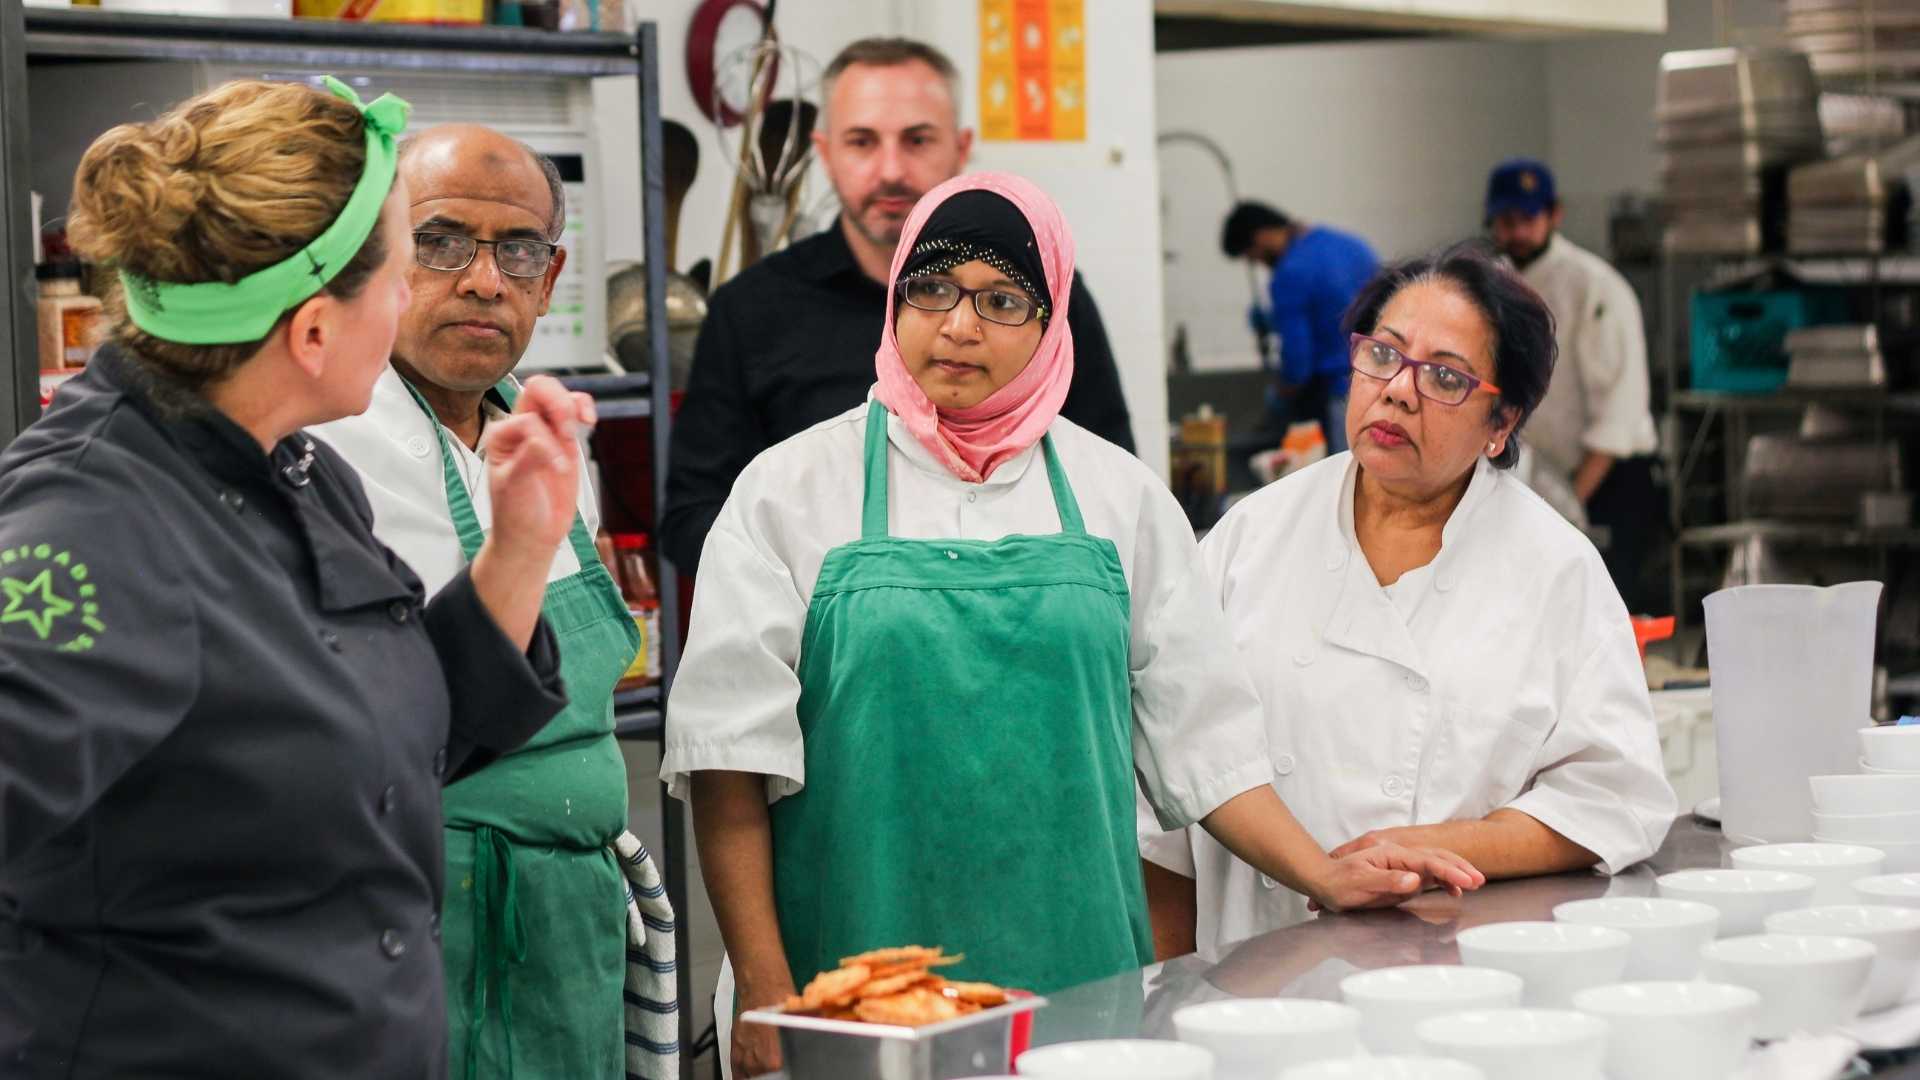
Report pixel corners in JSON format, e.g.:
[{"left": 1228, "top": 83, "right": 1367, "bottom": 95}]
[
  {"left": 896, "top": 277, "right": 1047, "bottom": 327},
  {"left": 413, "top": 231, "right": 558, "bottom": 279},
  {"left": 1348, "top": 333, "right": 1501, "bottom": 407}
]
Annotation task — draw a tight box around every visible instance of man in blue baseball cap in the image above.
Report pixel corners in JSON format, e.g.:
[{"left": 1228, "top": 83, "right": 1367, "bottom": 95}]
[{"left": 1484, "top": 158, "right": 1662, "bottom": 613}]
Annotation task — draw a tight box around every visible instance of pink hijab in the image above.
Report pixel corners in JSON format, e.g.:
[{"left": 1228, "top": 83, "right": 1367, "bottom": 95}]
[{"left": 873, "top": 172, "right": 1075, "bottom": 483}]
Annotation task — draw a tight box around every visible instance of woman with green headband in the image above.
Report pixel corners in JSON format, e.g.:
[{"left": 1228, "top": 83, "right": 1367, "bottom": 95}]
[{"left": 0, "top": 78, "right": 589, "bottom": 1078}]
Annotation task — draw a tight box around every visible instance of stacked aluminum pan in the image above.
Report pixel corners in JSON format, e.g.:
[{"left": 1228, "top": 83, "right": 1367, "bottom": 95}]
[
  {"left": 1786, "top": 0, "right": 1920, "bottom": 83},
  {"left": 1820, "top": 92, "right": 1907, "bottom": 157},
  {"left": 1785, "top": 323, "right": 1888, "bottom": 386},
  {"left": 1659, "top": 48, "right": 1826, "bottom": 255},
  {"left": 1787, "top": 135, "right": 1920, "bottom": 253},
  {"left": 1745, "top": 432, "right": 1904, "bottom": 518}
]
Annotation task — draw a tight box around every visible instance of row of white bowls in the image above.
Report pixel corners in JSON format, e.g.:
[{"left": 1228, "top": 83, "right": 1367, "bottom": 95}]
[
  {"left": 1010, "top": 857, "right": 1920, "bottom": 1080},
  {"left": 1016, "top": 978, "right": 1758, "bottom": 1080}
]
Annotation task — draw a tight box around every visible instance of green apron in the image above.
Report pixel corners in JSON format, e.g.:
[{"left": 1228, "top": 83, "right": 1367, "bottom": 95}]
[
  {"left": 404, "top": 380, "right": 640, "bottom": 1080},
  {"left": 769, "top": 402, "right": 1150, "bottom": 995}
]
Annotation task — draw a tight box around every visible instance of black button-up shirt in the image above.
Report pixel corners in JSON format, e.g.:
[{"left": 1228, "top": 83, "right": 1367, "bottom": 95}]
[
  {"left": 0, "top": 346, "right": 567, "bottom": 1078},
  {"left": 660, "top": 221, "right": 1136, "bottom": 575}
]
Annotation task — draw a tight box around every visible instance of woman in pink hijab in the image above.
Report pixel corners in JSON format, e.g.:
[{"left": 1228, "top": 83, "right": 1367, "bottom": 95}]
[{"left": 664, "top": 173, "right": 1482, "bottom": 1077}]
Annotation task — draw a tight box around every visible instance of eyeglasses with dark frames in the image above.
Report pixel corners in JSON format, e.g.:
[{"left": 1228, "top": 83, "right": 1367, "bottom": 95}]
[
  {"left": 1348, "top": 333, "right": 1501, "bottom": 406},
  {"left": 413, "top": 231, "right": 558, "bottom": 279},
  {"left": 896, "top": 277, "right": 1047, "bottom": 327}
]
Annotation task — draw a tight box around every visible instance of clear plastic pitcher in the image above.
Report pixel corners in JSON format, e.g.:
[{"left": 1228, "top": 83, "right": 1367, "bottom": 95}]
[{"left": 1705, "top": 581, "right": 1882, "bottom": 843}]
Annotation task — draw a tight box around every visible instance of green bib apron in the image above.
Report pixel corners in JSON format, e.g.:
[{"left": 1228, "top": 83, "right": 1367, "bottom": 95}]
[
  {"left": 404, "top": 380, "right": 640, "bottom": 1080},
  {"left": 769, "top": 402, "right": 1150, "bottom": 996}
]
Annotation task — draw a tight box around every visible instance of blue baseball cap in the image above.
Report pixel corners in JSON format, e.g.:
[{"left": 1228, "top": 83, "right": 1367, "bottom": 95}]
[{"left": 1484, "top": 159, "right": 1557, "bottom": 222}]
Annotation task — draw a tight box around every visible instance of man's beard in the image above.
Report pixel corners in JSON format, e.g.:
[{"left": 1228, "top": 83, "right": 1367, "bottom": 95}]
[
  {"left": 846, "top": 182, "right": 922, "bottom": 249},
  {"left": 1503, "top": 235, "right": 1550, "bottom": 269}
]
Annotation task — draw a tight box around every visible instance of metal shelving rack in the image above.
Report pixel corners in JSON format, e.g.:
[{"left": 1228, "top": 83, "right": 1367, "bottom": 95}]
[
  {"left": 1661, "top": 250, "right": 1920, "bottom": 696},
  {"left": 0, "top": 8, "right": 692, "bottom": 1074}
]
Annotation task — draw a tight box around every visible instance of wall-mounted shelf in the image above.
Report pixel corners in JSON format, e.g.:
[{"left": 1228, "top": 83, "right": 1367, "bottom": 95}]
[{"left": 23, "top": 8, "right": 639, "bottom": 73}]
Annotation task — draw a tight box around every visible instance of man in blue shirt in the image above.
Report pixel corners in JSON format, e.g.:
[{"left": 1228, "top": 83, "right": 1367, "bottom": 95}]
[{"left": 1223, "top": 201, "right": 1379, "bottom": 452}]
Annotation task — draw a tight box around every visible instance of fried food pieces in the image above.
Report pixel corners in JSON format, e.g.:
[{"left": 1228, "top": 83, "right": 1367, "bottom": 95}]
[{"left": 782, "top": 946, "right": 1012, "bottom": 1027}]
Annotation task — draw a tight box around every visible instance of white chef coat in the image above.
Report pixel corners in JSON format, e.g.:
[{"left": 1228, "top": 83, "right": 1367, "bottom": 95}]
[
  {"left": 311, "top": 364, "right": 599, "bottom": 593},
  {"left": 666, "top": 398, "right": 1274, "bottom": 1078},
  {"left": 1515, "top": 234, "right": 1659, "bottom": 480},
  {"left": 661, "top": 395, "right": 1270, "bottom": 825},
  {"left": 1140, "top": 451, "right": 1676, "bottom": 959}
]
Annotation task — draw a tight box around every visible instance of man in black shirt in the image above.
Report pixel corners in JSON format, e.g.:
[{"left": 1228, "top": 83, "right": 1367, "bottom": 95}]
[{"left": 660, "top": 37, "right": 1135, "bottom": 577}]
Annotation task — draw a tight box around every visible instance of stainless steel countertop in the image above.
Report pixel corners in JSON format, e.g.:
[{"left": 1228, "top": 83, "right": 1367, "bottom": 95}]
[{"left": 1026, "top": 817, "right": 1920, "bottom": 1076}]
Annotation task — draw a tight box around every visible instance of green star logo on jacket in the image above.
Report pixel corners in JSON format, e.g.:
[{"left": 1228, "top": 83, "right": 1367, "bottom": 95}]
[{"left": 0, "top": 544, "right": 105, "bottom": 652}]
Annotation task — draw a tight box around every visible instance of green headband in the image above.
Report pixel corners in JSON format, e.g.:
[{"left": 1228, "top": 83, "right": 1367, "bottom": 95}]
[{"left": 119, "top": 76, "right": 412, "bottom": 346}]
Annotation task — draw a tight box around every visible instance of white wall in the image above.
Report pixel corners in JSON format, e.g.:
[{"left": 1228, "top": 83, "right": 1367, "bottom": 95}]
[
  {"left": 1158, "top": 0, "right": 1665, "bottom": 33},
  {"left": 1155, "top": 37, "right": 1551, "bottom": 371}
]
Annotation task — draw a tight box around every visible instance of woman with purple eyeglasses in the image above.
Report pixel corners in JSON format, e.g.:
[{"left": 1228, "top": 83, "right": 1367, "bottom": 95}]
[{"left": 1141, "top": 243, "right": 1676, "bottom": 959}]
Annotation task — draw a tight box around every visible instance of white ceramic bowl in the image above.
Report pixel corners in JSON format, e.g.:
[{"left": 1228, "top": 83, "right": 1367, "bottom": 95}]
[
  {"left": 1811, "top": 809, "right": 1920, "bottom": 845},
  {"left": 1811, "top": 773, "right": 1920, "bottom": 815},
  {"left": 1656, "top": 869, "right": 1819, "bottom": 936},
  {"left": 1699, "top": 933, "right": 1877, "bottom": 1038},
  {"left": 1861, "top": 725, "right": 1920, "bottom": 772},
  {"left": 1016, "top": 1039, "right": 1213, "bottom": 1079},
  {"left": 1861, "top": 758, "right": 1920, "bottom": 776},
  {"left": 1766, "top": 904, "right": 1920, "bottom": 1012},
  {"left": 1280, "top": 1057, "right": 1487, "bottom": 1080},
  {"left": 1731, "top": 843, "right": 1888, "bottom": 906},
  {"left": 1173, "top": 999, "right": 1360, "bottom": 1078},
  {"left": 1571, "top": 981, "right": 1759, "bottom": 1080},
  {"left": 1339, "top": 966, "right": 1524, "bottom": 1056},
  {"left": 1552, "top": 897, "right": 1721, "bottom": 980},
  {"left": 1854, "top": 873, "right": 1920, "bottom": 909},
  {"left": 1413, "top": 1009, "right": 1607, "bottom": 1080},
  {"left": 1822, "top": 835, "right": 1920, "bottom": 874},
  {"left": 1453, "top": 921, "right": 1630, "bottom": 1007}
]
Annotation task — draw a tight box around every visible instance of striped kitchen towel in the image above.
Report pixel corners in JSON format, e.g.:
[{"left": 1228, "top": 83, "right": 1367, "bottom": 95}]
[{"left": 615, "top": 830, "right": 679, "bottom": 1080}]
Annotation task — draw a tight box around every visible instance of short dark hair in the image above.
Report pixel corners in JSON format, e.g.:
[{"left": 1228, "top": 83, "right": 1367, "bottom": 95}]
[
  {"left": 823, "top": 37, "right": 961, "bottom": 111},
  {"left": 527, "top": 143, "right": 567, "bottom": 241},
  {"left": 1341, "top": 241, "right": 1556, "bottom": 470},
  {"left": 1221, "top": 201, "right": 1291, "bottom": 258}
]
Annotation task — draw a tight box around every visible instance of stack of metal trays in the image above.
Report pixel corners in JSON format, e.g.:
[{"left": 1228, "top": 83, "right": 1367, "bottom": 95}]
[
  {"left": 1785, "top": 323, "right": 1889, "bottom": 386},
  {"left": 1786, "top": 0, "right": 1920, "bottom": 83},
  {"left": 1820, "top": 92, "right": 1907, "bottom": 157},
  {"left": 1745, "top": 432, "right": 1904, "bottom": 518},
  {"left": 1787, "top": 135, "right": 1920, "bottom": 252},
  {"left": 1659, "top": 48, "right": 1825, "bottom": 255}
]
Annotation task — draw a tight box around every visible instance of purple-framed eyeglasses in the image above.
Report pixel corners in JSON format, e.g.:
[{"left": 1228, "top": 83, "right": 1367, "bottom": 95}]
[{"left": 1348, "top": 333, "right": 1501, "bottom": 406}]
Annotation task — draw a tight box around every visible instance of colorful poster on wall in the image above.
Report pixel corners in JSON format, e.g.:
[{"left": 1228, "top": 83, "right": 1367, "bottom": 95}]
[{"left": 979, "top": 0, "right": 1085, "bottom": 142}]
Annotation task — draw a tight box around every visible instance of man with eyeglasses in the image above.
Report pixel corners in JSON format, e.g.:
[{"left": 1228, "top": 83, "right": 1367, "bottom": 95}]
[
  {"left": 313, "top": 124, "right": 672, "bottom": 1080},
  {"left": 661, "top": 36, "right": 1136, "bottom": 580}
]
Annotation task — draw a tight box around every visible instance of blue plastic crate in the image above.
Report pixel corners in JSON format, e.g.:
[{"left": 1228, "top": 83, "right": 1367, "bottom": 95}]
[{"left": 1689, "top": 289, "right": 1850, "bottom": 393}]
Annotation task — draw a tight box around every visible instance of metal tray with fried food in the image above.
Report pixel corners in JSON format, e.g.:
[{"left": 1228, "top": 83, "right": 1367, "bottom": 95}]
[{"left": 741, "top": 994, "right": 1045, "bottom": 1080}]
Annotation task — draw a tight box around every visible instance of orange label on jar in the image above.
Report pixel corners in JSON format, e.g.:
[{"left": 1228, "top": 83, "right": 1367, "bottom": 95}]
[{"left": 59, "top": 307, "right": 99, "bottom": 368}]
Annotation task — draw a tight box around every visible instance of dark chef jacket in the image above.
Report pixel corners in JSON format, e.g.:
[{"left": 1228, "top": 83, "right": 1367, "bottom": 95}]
[
  {"left": 0, "top": 344, "right": 568, "bottom": 1078},
  {"left": 660, "top": 219, "right": 1137, "bottom": 577}
]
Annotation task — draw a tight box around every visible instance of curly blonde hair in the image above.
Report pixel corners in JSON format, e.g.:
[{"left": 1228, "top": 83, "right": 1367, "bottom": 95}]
[{"left": 66, "top": 79, "right": 391, "bottom": 389}]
